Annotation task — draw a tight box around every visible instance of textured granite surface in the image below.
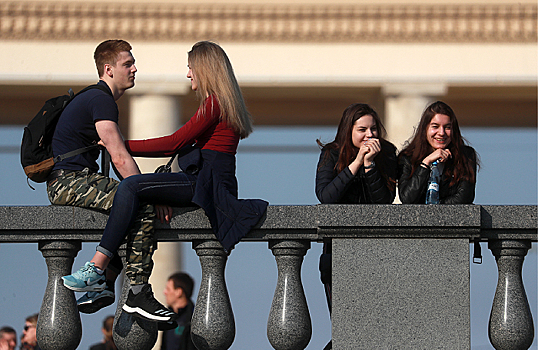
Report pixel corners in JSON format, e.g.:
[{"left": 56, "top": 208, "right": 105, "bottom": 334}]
[
  {"left": 267, "top": 240, "right": 312, "bottom": 350},
  {"left": 191, "top": 240, "right": 235, "bottom": 350},
  {"left": 0, "top": 205, "right": 535, "bottom": 242},
  {"left": 332, "top": 238, "right": 471, "bottom": 350},
  {"left": 481, "top": 206, "right": 537, "bottom": 229},
  {"left": 113, "top": 280, "right": 158, "bottom": 350},
  {"left": 481, "top": 206, "right": 538, "bottom": 240},
  {"left": 113, "top": 246, "right": 159, "bottom": 350},
  {"left": 3, "top": 205, "right": 535, "bottom": 350},
  {"left": 37, "top": 240, "right": 82, "bottom": 350},
  {"left": 488, "top": 240, "right": 535, "bottom": 350},
  {"left": 316, "top": 204, "right": 480, "bottom": 227}
]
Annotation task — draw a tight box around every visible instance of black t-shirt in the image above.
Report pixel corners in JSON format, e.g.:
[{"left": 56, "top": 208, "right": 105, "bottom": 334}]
[{"left": 52, "top": 81, "right": 118, "bottom": 172}]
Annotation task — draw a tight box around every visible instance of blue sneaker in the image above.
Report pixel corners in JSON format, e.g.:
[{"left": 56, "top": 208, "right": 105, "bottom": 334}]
[
  {"left": 77, "top": 289, "right": 115, "bottom": 314},
  {"left": 62, "top": 262, "right": 106, "bottom": 292}
]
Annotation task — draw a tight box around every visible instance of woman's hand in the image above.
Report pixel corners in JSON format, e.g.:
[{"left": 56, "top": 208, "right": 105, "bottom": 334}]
[
  {"left": 349, "top": 138, "right": 380, "bottom": 174},
  {"left": 423, "top": 148, "right": 452, "bottom": 166},
  {"left": 363, "top": 138, "right": 381, "bottom": 164},
  {"left": 155, "top": 204, "right": 173, "bottom": 224}
]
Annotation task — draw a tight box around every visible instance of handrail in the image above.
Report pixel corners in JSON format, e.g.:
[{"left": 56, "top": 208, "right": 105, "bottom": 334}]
[
  {"left": 1, "top": 205, "right": 535, "bottom": 242},
  {"left": 0, "top": 205, "right": 535, "bottom": 350}
]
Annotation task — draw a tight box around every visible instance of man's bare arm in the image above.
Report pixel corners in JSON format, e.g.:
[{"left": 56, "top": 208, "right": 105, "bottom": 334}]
[{"left": 95, "top": 120, "right": 140, "bottom": 178}]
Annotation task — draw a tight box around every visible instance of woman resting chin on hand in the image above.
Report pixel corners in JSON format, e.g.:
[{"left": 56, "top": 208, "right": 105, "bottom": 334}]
[
  {"left": 314, "top": 103, "right": 398, "bottom": 349},
  {"left": 315, "top": 103, "right": 397, "bottom": 205},
  {"left": 398, "top": 101, "right": 479, "bottom": 204}
]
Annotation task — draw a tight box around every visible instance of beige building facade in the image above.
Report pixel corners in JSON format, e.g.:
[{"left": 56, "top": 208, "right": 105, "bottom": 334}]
[
  {"left": 0, "top": 1, "right": 535, "bottom": 347},
  {"left": 0, "top": 1, "right": 536, "bottom": 144}
]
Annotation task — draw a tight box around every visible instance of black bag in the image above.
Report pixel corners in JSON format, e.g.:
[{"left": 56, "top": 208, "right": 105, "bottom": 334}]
[
  {"left": 154, "top": 145, "right": 202, "bottom": 175},
  {"left": 21, "top": 84, "right": 112, "bottom": 183},
  {"left": 177, "top": 145, "right": 202, "bottom": 175},
  {"left": 154, "top": 154, "right": 178, "bottom": 173}
]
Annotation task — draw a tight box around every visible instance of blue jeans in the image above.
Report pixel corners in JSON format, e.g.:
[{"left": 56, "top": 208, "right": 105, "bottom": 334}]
[{"left": 98, "top": 171, "right": 197, "bottom": 263}]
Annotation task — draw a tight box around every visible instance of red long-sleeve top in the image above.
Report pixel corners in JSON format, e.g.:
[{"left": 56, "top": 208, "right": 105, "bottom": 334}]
[{"left": 125, "top": 95, "right": 239, "bottom": 156}]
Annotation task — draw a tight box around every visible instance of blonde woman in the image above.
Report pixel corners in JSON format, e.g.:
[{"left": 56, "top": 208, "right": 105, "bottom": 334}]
[{"left": 63, "top": 41, "right": 268, "bottom": 323}]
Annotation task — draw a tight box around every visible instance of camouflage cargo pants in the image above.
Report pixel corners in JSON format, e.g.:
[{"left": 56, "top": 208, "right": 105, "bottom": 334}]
[{"left": 47, "top": 169, "right": 157, "bottom": 284}]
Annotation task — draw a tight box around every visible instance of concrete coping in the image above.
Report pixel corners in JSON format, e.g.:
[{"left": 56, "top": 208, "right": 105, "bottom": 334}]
[{"left": 0, "top": 205, "right": 535, "bottom": 243}]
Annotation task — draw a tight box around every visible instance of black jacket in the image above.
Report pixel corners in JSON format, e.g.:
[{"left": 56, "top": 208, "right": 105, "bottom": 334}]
[
  {"left": 397, "top": 145, "right": 477, "bottom": 204},
  {"left": 316, "top": 144, "right": 397, "bottom": 292},
  {"left": 315, "top": 146, "right": 397, "bottom": 204},
  {"left": 191, "top": 149, "right": 268, "bottom": 252}
]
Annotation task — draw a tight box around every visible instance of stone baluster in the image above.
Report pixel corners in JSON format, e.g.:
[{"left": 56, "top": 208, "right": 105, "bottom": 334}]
[
  {"left": 37, "top": 240, "right": 82, "bottom": 350},
  {"left": 488, "top": 240, "right": 535, "bottom": 350},
  {"left": 267, "top": 240, "right": 312, "bottom": 350},
  {"left": 191, "top": 240, "right": 235, "bottom": 350},
  {"left": 113, "top": 244, "right": 158, "bottom": 350}
]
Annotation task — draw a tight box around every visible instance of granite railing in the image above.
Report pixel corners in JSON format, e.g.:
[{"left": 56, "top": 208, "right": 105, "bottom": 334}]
[{"left": 0, "top": 205, "right": 536, "bottom": 350}]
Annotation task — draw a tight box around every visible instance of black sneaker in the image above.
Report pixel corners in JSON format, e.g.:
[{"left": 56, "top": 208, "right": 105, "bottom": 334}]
[
  {"left": 77, "top": 280, "right": 115, "bottom": 314},
  {"left": 122, "top": 284, "right": 178, "bottom": 322},
  {"left": 77, "top": 288, "right": 115, "bottom": 314}
]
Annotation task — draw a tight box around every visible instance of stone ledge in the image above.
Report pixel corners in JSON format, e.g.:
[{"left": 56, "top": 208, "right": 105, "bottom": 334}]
[
  {"left": 316, "top": 204, "right": 480, "bottom": 227},
  {"left": 0, "top": 205, "right": 535, "bottom": 243}
]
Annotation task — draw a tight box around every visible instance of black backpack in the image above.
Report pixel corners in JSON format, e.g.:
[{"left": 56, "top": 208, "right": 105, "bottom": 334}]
[{"left": 20, "top": 84, "right": 112, "bottom": 184}]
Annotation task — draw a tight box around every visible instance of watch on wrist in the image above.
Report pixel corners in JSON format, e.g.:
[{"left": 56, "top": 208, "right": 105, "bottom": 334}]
[{"left": 364, "top": 161, "right": 375, "bottom": 169}]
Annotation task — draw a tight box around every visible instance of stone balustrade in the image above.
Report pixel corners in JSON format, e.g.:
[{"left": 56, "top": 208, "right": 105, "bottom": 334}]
[{"left": 0, "top": 205, "right": 536, "bottom": 350}]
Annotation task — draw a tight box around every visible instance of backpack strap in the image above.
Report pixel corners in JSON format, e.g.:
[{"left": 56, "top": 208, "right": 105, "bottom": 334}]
[
  {"left": 53, "top": 144, "right": 101, "bottom": 163},
  {"left": 101, "top": 148, "right": 111, "bottom": 177},
  {"left": 76, "top": 83, "right": 113, "bottom": 98},
  {"left": 53, "top": 83, "right": 114, "bottom": 169}
]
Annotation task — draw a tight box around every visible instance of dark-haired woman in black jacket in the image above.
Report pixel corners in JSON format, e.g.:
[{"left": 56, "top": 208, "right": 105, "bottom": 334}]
[
  {"left": 398, "top": 101, "right": 478, "bottom": 204},
  {"left": 315, "top": 104, "right": 398, "bottom": 349}
]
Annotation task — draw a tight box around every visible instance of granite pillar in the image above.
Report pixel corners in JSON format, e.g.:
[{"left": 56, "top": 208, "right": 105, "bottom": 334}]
[
  {"left": 37, "top": 240, "right": 82, "bottom": 350},
  {"left": 191, "top": 240, "right": 235, "bottom": 350},
  {"left": 113, "top": 244, "right": 158, "bottom": 350},
  {"left": 488, "top": 239, "right": 534, "bottom": 350},
  {"left": 332, "top": 238, "right": 470, "bottom": 349},
  {"left": 267, "top": 240, "right": 312, "bottom": 350}
]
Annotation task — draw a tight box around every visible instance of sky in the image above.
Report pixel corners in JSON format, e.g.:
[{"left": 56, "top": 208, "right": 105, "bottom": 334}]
[{"left": 0, "top": 125, "right": 536, "bottom": 350}]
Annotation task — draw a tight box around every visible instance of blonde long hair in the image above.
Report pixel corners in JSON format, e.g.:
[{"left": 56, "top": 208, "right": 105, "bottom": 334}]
[{"left": 188, "top": 41, "right": 253, "bottom": 139}]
